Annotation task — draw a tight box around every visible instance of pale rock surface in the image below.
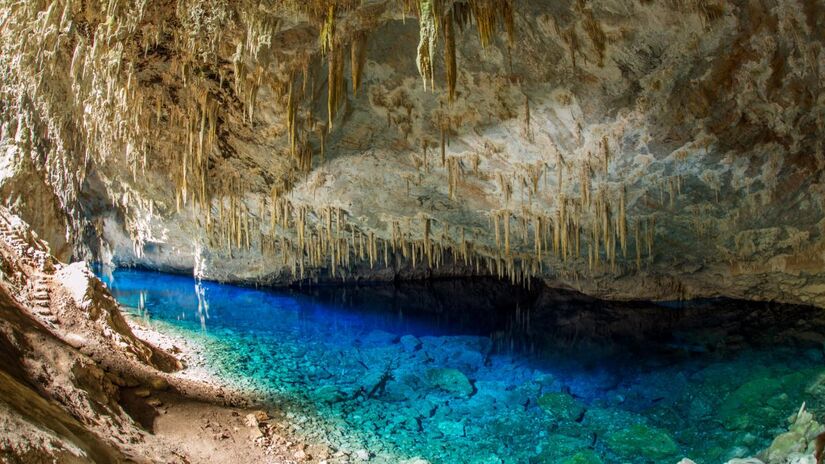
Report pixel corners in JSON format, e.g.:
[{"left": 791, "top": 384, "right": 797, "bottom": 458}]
[{"left": 0, "top": 0, "right": 823, "bottom": 308}]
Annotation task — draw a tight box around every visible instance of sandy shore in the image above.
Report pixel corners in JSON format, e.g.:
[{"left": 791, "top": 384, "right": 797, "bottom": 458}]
[
  {"left": 122, "top": 311, "right": 384, "bottom": 463},
  {"left": 126, "top": 314, "right": 223, "bottom": 386}
]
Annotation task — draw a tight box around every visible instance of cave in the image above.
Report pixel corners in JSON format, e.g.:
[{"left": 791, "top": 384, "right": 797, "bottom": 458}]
[{"left": 1, "top": 1, "right": 824, "bottom": 463}]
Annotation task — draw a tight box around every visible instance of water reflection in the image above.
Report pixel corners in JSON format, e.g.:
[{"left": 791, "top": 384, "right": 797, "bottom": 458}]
[
  {"left": 195, "top": 281, "right": 209, "bottom": 331},
  {"left": 97, "top": 267, "right": 825, "bottom": 363}
]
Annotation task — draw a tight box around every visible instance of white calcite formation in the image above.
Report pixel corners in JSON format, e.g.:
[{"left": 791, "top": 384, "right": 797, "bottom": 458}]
[{"left": 0, "top": 0, "right": 823, "bottom": 306}]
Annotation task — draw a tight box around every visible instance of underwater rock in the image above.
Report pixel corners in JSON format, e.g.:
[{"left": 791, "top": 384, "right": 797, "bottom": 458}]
[
  {"left": 565, "top": 370, "right": 620, "bottom": 398},
  {"left": 719, "top": 377, "right": 785, "bottom": 430},
  {"left": 421, "top": 336, "right": 491, "bottom": 355},
  {"left": 451, "top": 350, "right": 486, "bottom": 372},
  {"left": 686, "top": 391, "right": 715, "bottom": 421},
  {"left": 352, "top": 449, "right": 371, "bottom": 461},
  {"left": 534, "top": 372, "right": 557, "bottom": 388},
  {"left": 421, "top": 336, "right": 490, "bottom": 373},
  {"left": 720, "top": 371, "right": 817, "bottom": 432},
  {"left": 400, "top": 335, "right": 422, "bottom": 352},
  {"left": 537, "top": 392, "right": 585, "bottom": 422},
  {"left": 536, "top": 434, "right": 593, "bottom": 462},
  {"left": 436, "top": 420, "right": 465, "bottom": 437},
  {"left": 383, "top": 380, "right": 418, "bottom": 402},
  {"left": 554, "top": 421, "right": 592, "bottom": 441},
  {"left": 360, "top": 330, "right": 399, "bottom": 346},
  {"left": 725, "top": 446, "right": 751, "bottom": 461},
  {"left": 425, "top": 368, "right": 473, "bottom": 397},
  {"left": 313, "top": 385, "right": 347, "bottom": 404},
  {"left": 804, "top": 372, "right": 825, "bottom": 396},
  {"left": 603, "top": 424, "right": 680, "bottom": 462},
  {"left": 581, "top": 407, "right": 648, "bottom": 435},
  {"left": 560, "top": 450, "right": 604, "bottom": 464}
]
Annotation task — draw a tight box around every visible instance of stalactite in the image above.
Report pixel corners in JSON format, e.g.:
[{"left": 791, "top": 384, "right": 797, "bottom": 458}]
[
  {"left": 557, "top": 154, "right": 565, "bottom": 194},
  {"left": 602, "top": 136, "right": 610, "bottom": 175},
  {"left": 504, "top": 211, "right": 511, "bottom": 257},
  {"left": 424, "top": 217, "right": 432, "bottom": 267},
  {"left": 580, "top": 161, "right": 590, "bottom": 208},
  {"left": 619, "top": 186, "right": 627, "bottom": 258},
  {"left": 417, "top": 0, "right": 436, "bottom": 90},
  {"left": 493, "top": 212, "right": 501, "bottom": 250},
  {"left": 601, "top": 191, "right": 610, "bottom": 258},
  {"left": 327, "top": 46, "right": 345, "bottom": 130},
  {"left": 440, "top": 121, "right": 447, "bottom": 167},
  {"left": 560, "top": 199, "right": 568, "bottom": 263},
  {"left": 645, "top": 216, "right": 656, "bottom": 258},
  {"left": 498, "top": 173, "right": 512, "bottom": 204},
  {"left": 287, "top": 78, "right": 297, "bottom": 158},
  {"left": 552, "top": 211, "right": 560, "bottom": 257},
  {"left": 587, "top": 243, "right": 593, "bottom": 273},
  {"left": 318, "top": 124, "right": 328, "bottom": 162},
  {"left": 368, "top": 231, "right": 375, "bottom": 268},
  {"left": 447, "top": 156, "right": 463, "bottom": 200},
  {"left": 422, "top": 140, "right": 430, "bottom": 173},
  {"left": 461, "top": 227, "right": 468, "bottom": 264},
  {"left": 351, "top": 31, "right": 368, "bottom": 96},
  {"left": 524, "top": 95, "right": 533, "bottom": 141},
  {"left": 443, "top": 7, "right": 457, "bottom": 101},
  {"left": 634, "top": 219, "right": 641, "bottom": 272},
  {"left": 319, "top": 5, "right": 335, "bottom": 55}
]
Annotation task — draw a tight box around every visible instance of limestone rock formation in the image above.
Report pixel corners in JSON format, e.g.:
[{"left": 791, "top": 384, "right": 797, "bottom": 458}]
[{"left": 0, "top": 0, "right": 823, "bottom": 307}]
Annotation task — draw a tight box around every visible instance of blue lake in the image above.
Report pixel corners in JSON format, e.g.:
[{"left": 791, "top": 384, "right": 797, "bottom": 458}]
[{"left": 98, "top": 267, "right": 825, "bottom": 464}]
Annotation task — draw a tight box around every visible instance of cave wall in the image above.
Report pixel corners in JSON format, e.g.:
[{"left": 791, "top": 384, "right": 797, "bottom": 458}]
[{"left": 0, "top": 0, "right": 823, "bottom": 306}]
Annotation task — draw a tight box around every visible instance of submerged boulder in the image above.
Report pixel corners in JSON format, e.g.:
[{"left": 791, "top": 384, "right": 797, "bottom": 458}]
[
  {"left": 537, "top": 392, "right": 585, "bottom": 422},
  {"left": 560, "top": 450, "right": 603, "bottom": 464},
  {"left": 719, "top": 371, "right": 816, "bottom": 432},
  {"left": 425, "top": 368, "right": 473, "bottom": 397},
  {"left": 313, "top": 385, "right": 347, "bottom": 404},
  {"left": 581, "top": 407, "right": 648, "bottom": 435},
  {"left": 604, "top": 424, "right": 680, "bottom": 462},
  {"left": 537, "top": 434, "right": 593, "bottom": 461},
  {"left": 400, "top": 335, "right": 422, "bottom": 352},
  {"left": 360, "top": 330, "right": 399, "bottom": 346}
]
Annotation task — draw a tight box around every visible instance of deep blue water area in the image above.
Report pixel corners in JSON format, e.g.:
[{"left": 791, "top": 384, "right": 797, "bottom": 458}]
[{"left": 98, "top": 267, "right": 825, "bottom": 464}]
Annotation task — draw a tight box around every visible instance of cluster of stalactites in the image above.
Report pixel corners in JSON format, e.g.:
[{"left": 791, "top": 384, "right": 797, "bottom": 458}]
[
  {"left": 201, "top": 186, "right": 530, "bottom": 283},
  {"left": 381, "top": 105, "right": 665, "bottom": 282},
  {"left": 413, "top": 0, "right": 515, "bottom": 100},
  {"left": 0, "top": 0, "right": 167, "bottom": 237}
]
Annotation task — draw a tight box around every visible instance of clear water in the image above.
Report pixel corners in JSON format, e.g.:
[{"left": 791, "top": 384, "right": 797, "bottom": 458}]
[{"left": 98, "top": 267, "right": 825, "bottom": 464}]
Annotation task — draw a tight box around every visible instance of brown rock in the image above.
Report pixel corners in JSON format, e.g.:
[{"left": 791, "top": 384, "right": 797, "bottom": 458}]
[
  {"left": 149, "top": 377, "right": 169, "bottom": 391},
  {"left": 245, "top": 410, "right": 268, "bottom": 427}
]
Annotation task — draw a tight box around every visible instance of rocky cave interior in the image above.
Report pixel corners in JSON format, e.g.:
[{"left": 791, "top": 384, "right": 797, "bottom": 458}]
[{"left": 0, "top": 0, "right": 824, "bottom": 463}]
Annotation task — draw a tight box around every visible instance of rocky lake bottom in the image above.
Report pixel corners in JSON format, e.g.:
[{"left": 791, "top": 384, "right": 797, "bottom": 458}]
[{"left": 98, "top": 268, "right": 825, "bottom": 464}]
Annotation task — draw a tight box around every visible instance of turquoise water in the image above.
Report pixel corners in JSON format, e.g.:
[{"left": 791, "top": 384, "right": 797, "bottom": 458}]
[{"left": 98, "top": 268, "right": 825, "bottom": 464}]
